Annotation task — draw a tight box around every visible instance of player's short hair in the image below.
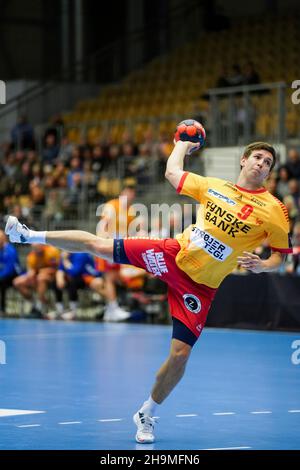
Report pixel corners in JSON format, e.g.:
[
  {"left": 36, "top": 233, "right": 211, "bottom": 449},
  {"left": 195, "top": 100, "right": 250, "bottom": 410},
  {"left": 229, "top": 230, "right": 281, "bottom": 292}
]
[
  {"left": 122, "top": 178, "right": 136, "bottom": 191},
  {"left": 122, "top": 183, "right": 136, "bottom": 191},
  {"left": 242, "top": 142, "right": 277, "bottom": 171}
]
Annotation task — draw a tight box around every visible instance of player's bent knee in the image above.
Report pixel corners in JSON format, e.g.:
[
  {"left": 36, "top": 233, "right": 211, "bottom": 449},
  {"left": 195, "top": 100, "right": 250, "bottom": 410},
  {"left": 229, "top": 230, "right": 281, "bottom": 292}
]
[{"left": 170, "top": 346, "right": 191, "bottom": 366}]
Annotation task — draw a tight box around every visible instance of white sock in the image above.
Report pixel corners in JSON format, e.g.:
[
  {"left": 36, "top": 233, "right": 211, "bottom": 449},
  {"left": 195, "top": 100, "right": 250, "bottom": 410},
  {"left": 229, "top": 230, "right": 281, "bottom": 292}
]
[
  {"left": 35, "top": 300, "right": 43, "bottom": 311},
  {"left": 69, "top": 301, "right": 77, "bottom": 311},
  {"left": 55, "top": 302, "right": 64, "bottom": 314},
  {"left": 28, "top": 230, "right": 47, "bottom": 244},
  {"left": 107, "top": 300, "right": 118, "bottom": 310},
  {"left": 139, "top": 396, "right": 159, "bottom": 416}
]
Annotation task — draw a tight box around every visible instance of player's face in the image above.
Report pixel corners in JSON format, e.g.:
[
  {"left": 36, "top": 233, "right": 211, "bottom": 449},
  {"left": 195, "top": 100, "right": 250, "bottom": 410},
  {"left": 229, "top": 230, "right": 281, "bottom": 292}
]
[{"left": 241, "top": 150, "right": 273, "bottom": 183}]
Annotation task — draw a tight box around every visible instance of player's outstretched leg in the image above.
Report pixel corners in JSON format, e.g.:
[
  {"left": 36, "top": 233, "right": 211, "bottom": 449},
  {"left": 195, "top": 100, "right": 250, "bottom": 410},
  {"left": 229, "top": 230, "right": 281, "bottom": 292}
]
[{"left": 5, "top": 216, "right": 114, "bottom": 261}]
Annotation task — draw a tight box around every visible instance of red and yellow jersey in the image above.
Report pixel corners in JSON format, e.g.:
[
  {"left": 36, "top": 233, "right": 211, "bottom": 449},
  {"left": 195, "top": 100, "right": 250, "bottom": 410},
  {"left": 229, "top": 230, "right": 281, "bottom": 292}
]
[
  {"left": 175, "top": 172, "right": 292, "bottom": 288},
  {"left": 27, "top": 246, "right": 60, "bottom": 271}
]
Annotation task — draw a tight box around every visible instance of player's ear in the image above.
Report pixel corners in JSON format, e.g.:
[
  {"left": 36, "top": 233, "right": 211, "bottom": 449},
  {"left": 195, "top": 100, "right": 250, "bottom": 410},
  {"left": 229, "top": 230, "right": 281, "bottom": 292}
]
[{"left": 240, "top": 155, "right": 246, "bottom": 168}]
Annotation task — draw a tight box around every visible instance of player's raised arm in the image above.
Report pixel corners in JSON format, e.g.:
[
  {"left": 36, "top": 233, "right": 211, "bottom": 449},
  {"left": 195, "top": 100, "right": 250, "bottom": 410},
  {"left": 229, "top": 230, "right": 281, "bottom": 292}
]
[
  {"left": 165, "top": 141, "right": 194, "bottom": 189},
  {"left": 165, "top": 119, "right": 206, "bottom": 190}
]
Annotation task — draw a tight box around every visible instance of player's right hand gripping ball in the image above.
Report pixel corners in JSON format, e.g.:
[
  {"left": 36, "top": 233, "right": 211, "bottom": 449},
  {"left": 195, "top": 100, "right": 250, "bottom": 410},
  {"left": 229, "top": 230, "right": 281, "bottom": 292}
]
[{"left": 174, "top": 119, "right": 206, "bottom": 153}]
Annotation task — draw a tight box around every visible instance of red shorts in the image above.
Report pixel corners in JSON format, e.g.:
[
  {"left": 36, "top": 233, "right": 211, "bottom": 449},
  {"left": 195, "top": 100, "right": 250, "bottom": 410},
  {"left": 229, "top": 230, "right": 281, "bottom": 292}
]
[{"left": 121, "top": 238, "right": 217, "bottom": 339}]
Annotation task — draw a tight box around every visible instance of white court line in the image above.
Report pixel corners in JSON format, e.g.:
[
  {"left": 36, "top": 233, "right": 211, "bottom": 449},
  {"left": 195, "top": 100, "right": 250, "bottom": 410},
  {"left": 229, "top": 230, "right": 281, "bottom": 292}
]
[
  {"left": 17, "top": 424, "right": 41, "bottom": 428},
  {"left": 201, "top": 446, "right": 251, "bottom": 450},
  {"left": 0, "top": 409, "right": 45, "bottom": 417},
  {"left": 213, "top": 412, "right": 236, "bottom": 416},
  {"left": 176, "top": 414, "right": 198, "bottom": 418},
  {"left": 98, "top": 419, "right": 123, "bottom": 422},
  {"left": 250, "top": 411, "right": 272, "bottom": 414},
  {"left": 58, "top": 421, "right": 82, "bottom": 425},
  {"left": 288, "top": 410, "right": 300, "bottom": 413}
]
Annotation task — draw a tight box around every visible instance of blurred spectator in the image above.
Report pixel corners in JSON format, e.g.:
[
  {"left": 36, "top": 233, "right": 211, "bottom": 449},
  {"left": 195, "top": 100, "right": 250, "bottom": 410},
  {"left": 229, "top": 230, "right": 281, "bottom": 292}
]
[
  {"left": 288, "top": 179, "right": 300, "bottom": 211},
  {"left": 2, "top": 152, "right": 17, "bottom": 178},
  {"left": 57, "top": 136, "right": 74, "bottom": 164},
  {"left": 48, "top": 251, "right": 104, "bottom": 320},
  {"left": 10, "top": 115, "right": 35, "bottom": 150},
  {"left": 265, "top": 176, "right": 282, "bottom": 200},
  {"left": 285, "top": 222, "right": 300, "bottom": 274},
  {"left": 27, "top": 150, "right": 38, "bottom": 165},
  {"left": 44, "top": 189, "right": 65, "bottom": 223},
  {"left": 67, "top": 157, "right": 83, "bottom": 188},
  {"left": 31, "top": 163, "right": 43, "bottom": 185},
  {"left": 121, "top": 142, "right": 137, "bottom": 178},
  {"left": 92, "top": 144, "right": 107, "bottom": 174},
  {"left": 44, "top": 114, "right": 64, "bottom": 143},
  {"left": 29, "top": 180, "right": 45, "bottom": 206},
  {"left": 227, "top": 64, "right": 244, "bottom": 86},
  {"left": 0, "top": 230, "right": 22, "bottom": 316},
  {"left": 235, "top": 96, "right": 256, "bottom": 140},
  {"left": 13, "top": 244, "right": 60, "bottom": 317},
  {"left": 65, "top": 172, "right": 83, "bottom": 208},
  {"left": 286, "top": 148, "right": 300, "bottom": 180},
  {"left": 14, "top": 161, "right": 32, "bottom": 196},
  {"left": 276, "top": 166, "right": 290, "bottom": 199},
  {"left": 0, "top": 166, "right": 12, "bottom": 212},
  {"left": 106, "top": 144, "right": 120, "bottom": 178},
  {"left": 42, "top": 133, "right": 60, "bottom": 164},
  {"left": 216, "top": 65, "right": 230, "bottom": 88},
  {"left": 121, "top": 130, "right": 137, "bottom": 151},
  {"left": 82, "top": 161, "right": 98, "bottom": 199},
  {"left": 96, "top": 184, "right": 136, "bottom": 321},
  {"left": 10, "top": 203, "right": 33, "bottom": 226},
  {"left": 129, "top": 143, "right": 151, "bottom": 186},
  {"left": 157, "top": 138, "right": 173, "bottom": 182},
  {"left": 283, "top": 193, "right": 299, "bottom": 228},
  {"left": 52, "top": 161, "right": 67, "bottom": 184},
  {"left": 242, "top": 61, "right": 260, "bottom": 85},
  {"left": 82, "top": 146, "right": 92, "bottom": 162}
]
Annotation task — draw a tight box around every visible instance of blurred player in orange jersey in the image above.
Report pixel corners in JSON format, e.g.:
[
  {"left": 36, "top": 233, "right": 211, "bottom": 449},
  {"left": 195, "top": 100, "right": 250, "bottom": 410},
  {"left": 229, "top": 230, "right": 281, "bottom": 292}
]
[
  {"left": 285, "top": 221, "right": 300, "bottom": 273},
  {"left": 96, "top": 183, "right": 136, "bottom": 322},
  {"left": 13, "top": 244, "right": 60, "bottom": 317},
  {"left": 6, "top": 140, "right": 292, "bottom": 443}
]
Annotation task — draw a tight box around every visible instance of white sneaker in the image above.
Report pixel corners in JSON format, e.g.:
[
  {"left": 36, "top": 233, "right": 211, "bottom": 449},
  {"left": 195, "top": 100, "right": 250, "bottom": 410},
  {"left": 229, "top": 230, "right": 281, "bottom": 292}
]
[
  {"left": 103, "top": 306, "right": 131, "bottom": 322},
  {"left": 133, "top": 411, "right": 155, "bottom": 443},
  {"left": 44, "top": 310, "right": 58, "bottom": 320},
  {"left": 61, "top": 310, "right": 76, "bottom": 321},
  {"left": 5, "top": 216, "right": 30, "bottom": 244}
]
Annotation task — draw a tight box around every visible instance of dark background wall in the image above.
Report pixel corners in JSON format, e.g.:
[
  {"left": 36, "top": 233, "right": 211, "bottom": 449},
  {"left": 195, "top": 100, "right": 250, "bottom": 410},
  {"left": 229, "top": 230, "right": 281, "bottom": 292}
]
[
  {"left": 1, "top": 0, "right": 300, "bottom": 82},
  {"left": 0, "top": 0, "right": 60, "bottom": 79}
]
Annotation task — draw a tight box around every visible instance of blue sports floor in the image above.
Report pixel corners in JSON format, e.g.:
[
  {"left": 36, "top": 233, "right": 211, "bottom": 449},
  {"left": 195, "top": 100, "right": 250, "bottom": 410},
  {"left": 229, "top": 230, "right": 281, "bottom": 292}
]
[{"left": 0, "top": 319, "right": 299, "bottom": 450}]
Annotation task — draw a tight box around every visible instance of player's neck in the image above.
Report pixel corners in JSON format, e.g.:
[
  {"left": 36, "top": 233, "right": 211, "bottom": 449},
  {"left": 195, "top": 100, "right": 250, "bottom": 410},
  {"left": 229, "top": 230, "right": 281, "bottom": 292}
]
[{"left": 236, "top": 174, "right": 264, "bottom": 191}]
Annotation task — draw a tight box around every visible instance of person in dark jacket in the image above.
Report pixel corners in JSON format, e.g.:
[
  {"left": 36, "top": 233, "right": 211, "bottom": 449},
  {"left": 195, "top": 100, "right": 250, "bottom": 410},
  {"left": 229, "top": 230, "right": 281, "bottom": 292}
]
[
  {"left": 50, "top": 251, "right": 104, "bottom": 320},
  {"left": 0, "top": 229, "right": 22, "bottom": 315}
]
